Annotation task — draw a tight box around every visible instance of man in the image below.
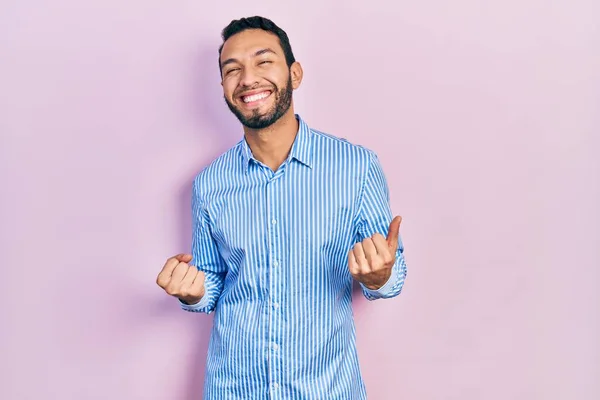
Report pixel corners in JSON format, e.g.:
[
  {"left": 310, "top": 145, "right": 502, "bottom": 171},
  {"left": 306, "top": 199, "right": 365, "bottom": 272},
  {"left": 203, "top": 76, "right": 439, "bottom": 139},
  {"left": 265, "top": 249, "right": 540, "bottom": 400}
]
[{"left": 156, "top": 16, "right": 408, "bottom": 399}]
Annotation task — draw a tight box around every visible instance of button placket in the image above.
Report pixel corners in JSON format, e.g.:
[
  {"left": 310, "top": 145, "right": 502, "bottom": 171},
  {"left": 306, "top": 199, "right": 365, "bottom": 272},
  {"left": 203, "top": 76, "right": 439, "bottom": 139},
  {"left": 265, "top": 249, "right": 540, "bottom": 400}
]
[{"left": 266, "top": 174, "right": 283, "bottom": 395}]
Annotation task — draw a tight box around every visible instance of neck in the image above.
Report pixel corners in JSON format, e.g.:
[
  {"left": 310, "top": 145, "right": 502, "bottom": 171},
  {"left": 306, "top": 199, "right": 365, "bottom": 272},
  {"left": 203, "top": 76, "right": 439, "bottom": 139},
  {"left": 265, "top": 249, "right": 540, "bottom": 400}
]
[{"left": 243, "top": 108, "right": 299, "bottom": 172}]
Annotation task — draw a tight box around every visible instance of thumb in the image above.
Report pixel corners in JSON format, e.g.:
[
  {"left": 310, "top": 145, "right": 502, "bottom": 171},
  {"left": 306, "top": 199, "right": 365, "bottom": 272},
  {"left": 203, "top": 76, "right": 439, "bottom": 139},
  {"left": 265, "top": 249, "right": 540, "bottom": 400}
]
[
  {"left": 386, "top": 216, "right": 402, "bottom": 249},
  {"left": 175, "top": 253, "right": 193, "bottom": 263}
]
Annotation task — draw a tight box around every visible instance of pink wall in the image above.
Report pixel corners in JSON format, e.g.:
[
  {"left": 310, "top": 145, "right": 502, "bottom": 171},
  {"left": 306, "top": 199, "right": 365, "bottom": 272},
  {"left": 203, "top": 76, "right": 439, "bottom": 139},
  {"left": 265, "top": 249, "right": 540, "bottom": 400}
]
[{"left": 1, "top": 1, "right": 598, "bottom": 399}]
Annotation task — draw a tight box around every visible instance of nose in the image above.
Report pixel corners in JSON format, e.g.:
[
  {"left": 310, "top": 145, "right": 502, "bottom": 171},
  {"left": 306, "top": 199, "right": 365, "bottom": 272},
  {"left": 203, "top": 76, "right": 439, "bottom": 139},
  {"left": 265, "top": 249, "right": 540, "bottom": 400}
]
[{"left": 238, "top": 65, "right": 259, "bottom": 88}]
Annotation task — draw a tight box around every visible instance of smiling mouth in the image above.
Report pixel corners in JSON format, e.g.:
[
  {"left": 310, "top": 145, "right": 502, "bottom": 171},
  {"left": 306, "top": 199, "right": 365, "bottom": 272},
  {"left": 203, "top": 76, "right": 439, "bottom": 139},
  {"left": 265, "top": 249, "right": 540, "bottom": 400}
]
[{"left": 241, "top": 90, "right": 272, "bottom": 104}]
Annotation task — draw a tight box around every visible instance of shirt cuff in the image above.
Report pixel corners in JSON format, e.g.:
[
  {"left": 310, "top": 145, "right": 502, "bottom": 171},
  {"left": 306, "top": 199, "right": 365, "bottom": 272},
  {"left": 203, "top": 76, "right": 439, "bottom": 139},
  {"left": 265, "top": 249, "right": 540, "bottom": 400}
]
[
  {"left": 179, "top": 290, "right": 210, "bottom": 312},
  {"left": 361, "top": 260, "right": 399, "bottom": 297}
]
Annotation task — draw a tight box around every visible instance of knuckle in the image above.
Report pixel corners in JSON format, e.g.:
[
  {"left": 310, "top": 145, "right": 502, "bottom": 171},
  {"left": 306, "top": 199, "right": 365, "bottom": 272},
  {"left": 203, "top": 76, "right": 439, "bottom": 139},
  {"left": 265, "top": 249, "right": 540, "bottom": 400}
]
[{"left": 165, "top": 284, "right": 179, "bottom": 296}]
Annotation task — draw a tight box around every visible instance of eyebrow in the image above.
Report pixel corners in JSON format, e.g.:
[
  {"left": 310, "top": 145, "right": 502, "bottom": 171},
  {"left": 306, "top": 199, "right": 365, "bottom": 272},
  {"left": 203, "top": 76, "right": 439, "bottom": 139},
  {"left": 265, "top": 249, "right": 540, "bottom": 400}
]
[{"left": 220, "top": 48, "right": 278, "bottom": 69}]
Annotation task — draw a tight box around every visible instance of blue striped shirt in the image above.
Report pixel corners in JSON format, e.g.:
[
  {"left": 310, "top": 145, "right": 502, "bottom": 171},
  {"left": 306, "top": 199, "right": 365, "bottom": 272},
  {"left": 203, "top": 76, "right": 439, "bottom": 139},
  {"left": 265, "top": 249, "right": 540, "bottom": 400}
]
[{"left": 181, "top": 115, "right": 407, "bottom": 399}]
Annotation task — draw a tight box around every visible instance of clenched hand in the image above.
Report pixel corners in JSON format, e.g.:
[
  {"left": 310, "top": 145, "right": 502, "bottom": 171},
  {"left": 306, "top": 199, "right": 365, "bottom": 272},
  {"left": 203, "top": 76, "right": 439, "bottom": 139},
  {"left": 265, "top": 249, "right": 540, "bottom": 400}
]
[{"left": 156, "top": 254, "right": 205, "bottom": 305}]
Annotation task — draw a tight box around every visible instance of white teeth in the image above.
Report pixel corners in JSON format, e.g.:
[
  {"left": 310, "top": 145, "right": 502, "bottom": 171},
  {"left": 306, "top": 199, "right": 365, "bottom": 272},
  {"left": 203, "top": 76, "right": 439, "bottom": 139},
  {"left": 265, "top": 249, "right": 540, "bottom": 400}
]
[{"left": 243, "top": 92, "right": 270, "bottom": 103}]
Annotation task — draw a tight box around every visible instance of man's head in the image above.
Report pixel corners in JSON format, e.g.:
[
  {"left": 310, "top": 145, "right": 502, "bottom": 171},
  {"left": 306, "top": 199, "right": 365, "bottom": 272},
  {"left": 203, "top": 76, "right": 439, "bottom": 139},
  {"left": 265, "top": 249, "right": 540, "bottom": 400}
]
[{"left": 218, "top": 16, "right": 303, "bottom": 130}]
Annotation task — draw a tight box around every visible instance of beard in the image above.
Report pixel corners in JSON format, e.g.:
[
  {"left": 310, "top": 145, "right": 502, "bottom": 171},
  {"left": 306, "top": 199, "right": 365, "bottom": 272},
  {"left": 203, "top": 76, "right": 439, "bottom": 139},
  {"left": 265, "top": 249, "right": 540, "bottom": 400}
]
[{"left": 224, "top": 76, "right": 293, "bottom": 130}]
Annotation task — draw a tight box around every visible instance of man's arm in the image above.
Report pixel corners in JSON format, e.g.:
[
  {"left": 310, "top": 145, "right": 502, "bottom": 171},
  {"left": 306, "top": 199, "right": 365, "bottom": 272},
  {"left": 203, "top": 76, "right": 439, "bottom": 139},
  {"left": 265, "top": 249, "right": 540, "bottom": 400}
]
[
  {"left": 351, "top": 150, "right": 407, "bottom": 301},
  {"left": 156, "top": 174, "right": 226, "bottom": 312},
  {"left": 179, "top": 175, "right": 227, "bottom": 313}
]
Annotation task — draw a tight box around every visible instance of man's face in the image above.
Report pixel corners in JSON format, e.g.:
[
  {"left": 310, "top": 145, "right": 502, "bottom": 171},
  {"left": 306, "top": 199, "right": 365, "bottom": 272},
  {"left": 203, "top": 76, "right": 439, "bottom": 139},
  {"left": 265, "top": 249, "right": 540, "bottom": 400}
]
[{"left": 220, "top": 29, "right": 295, "bottom": 130}]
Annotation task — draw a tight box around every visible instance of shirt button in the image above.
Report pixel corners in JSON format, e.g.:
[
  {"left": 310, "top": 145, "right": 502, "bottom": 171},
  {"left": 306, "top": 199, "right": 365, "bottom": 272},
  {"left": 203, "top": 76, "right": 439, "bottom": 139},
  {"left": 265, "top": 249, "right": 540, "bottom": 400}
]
[
  {"left": 273, "top": 260, "right": 279, "bottom": 267},
  {"left": 271, "top": 343, "right": 279, "bottom": 351},
  {"left": 272, "top": 382, "right": 279, "bottom": 390},
  {"left": 273, "top": 302, "right": 279, "bottom": 309},
  {"left": 271, "top": 219, "right": 277, "bottom": 225}
]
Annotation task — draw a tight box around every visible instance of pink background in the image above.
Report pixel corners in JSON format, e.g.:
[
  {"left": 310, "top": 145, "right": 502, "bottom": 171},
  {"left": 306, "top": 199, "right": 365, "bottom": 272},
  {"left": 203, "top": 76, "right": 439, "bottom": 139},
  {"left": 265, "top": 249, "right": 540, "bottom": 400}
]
[{"left": 1, "top": 1, "right": 599, "bottom": 399}]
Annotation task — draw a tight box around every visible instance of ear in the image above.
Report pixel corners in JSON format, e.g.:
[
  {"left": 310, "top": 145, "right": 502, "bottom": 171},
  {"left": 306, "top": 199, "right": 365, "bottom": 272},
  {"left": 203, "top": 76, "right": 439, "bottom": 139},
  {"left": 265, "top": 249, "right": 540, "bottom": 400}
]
[{"left": 290, "top": 62, "right": 303, "bottom": 89}]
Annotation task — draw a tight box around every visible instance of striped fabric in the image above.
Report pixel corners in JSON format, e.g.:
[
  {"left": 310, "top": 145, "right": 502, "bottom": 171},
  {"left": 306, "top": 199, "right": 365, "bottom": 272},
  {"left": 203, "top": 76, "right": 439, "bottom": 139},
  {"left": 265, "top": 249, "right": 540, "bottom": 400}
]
[{"left": 181, "top": 114, "right": 407, "bottom": 399}]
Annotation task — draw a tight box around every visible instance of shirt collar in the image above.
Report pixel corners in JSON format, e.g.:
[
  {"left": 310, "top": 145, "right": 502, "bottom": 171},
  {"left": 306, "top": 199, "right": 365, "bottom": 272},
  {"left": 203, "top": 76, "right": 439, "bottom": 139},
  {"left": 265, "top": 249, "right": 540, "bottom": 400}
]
[{"left": 240, "top": 114, "right": 313, "bottom": 173}]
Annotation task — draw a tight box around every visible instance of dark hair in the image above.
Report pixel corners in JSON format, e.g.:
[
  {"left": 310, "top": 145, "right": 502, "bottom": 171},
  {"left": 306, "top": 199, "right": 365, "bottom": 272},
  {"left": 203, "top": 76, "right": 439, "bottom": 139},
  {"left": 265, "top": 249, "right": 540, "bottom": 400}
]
[{"left": 218, "top": 16, "right": 296, "bottom": 71}]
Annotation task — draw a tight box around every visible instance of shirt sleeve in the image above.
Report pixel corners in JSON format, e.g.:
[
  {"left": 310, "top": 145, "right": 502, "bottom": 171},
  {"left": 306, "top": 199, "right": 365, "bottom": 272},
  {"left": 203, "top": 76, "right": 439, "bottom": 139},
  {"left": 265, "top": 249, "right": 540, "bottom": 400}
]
[
  {"left": 180, "top": 175, "right": 227, "bottom": 314},
  {"left": 354, "top": 150, "right": 408, "bottom": 301}
]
